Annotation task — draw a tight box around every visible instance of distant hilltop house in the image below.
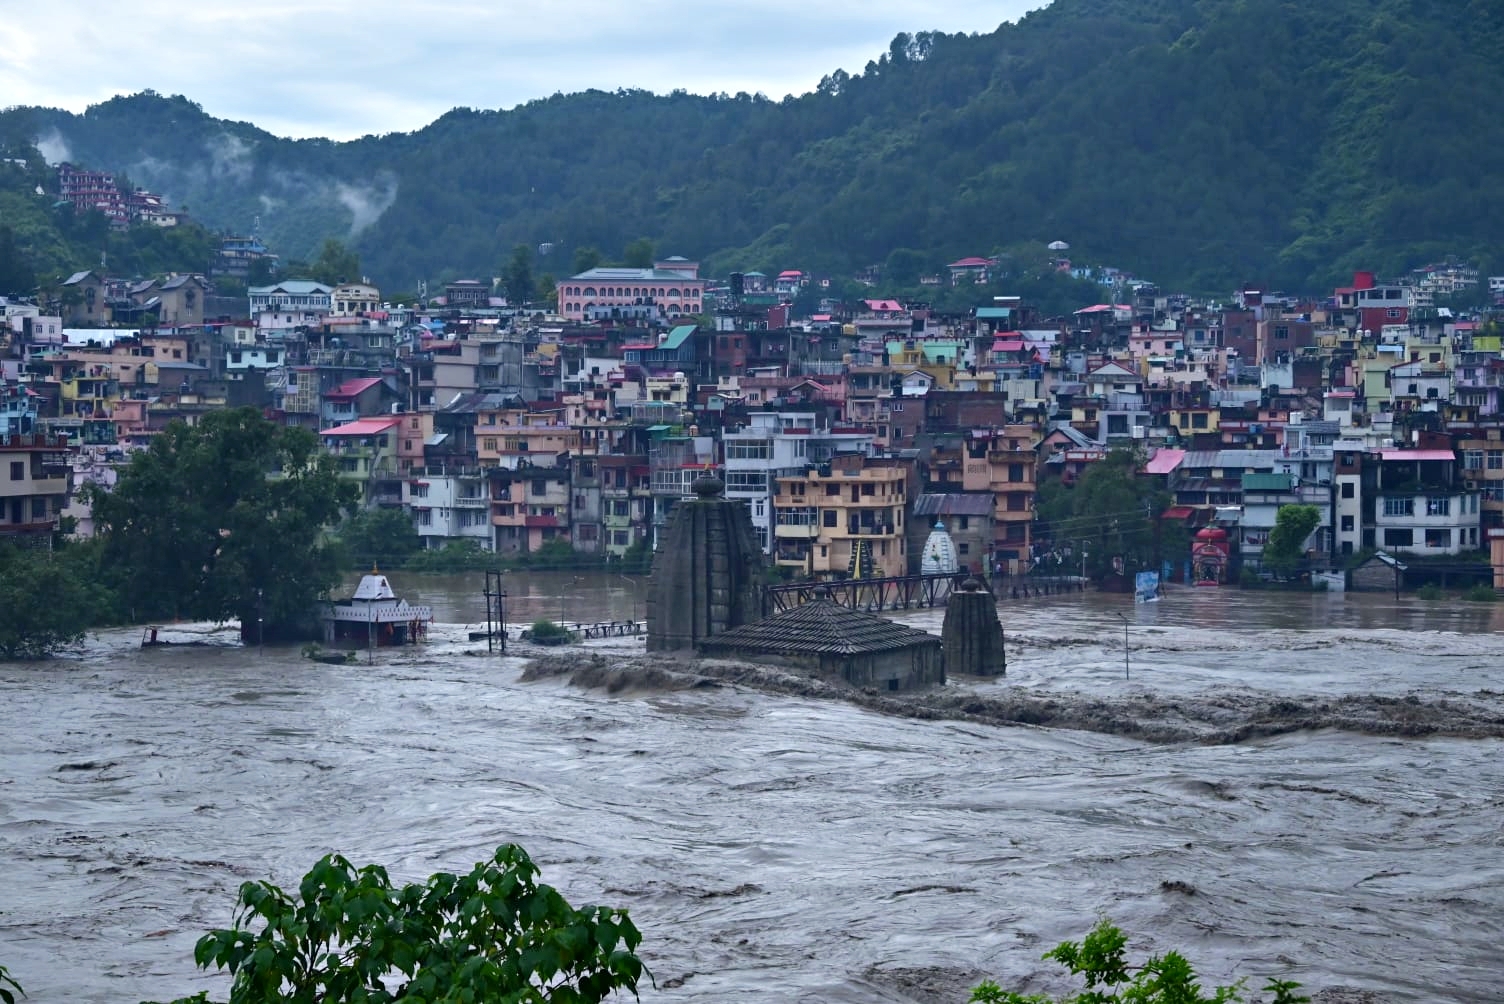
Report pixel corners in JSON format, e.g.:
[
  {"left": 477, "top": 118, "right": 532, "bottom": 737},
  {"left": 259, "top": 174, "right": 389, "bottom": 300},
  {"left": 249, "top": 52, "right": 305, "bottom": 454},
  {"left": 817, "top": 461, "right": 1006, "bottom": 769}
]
[
  {"left": 557, "top": 257, "right": 704, "bottom": 323},
  {"left": 56, "top": 163, "right": 181, "bottom": 229},
  {"left": 948, "top": 256, "right": 997, "bottom": 285},
  {"left": 214, "top": 235, "right": 279, "bottom": 279}
]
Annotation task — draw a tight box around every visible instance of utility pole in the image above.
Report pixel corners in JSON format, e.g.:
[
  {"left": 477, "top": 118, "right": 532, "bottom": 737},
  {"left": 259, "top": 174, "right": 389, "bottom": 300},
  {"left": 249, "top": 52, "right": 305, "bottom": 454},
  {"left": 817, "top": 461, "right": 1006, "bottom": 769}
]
[
  {"left": 1115, "top": 611, "right": 1130, "bottom": 680},
  {"left": 256, "top": 588, "right": 264, "bottom": 655}
]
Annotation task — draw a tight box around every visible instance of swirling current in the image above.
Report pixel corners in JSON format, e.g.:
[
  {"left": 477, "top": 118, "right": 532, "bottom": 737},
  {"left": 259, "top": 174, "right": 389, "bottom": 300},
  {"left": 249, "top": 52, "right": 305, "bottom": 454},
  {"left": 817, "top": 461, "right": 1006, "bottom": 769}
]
[{"left": 2, "top": 573, "right": 1502, "bottom": 1003}]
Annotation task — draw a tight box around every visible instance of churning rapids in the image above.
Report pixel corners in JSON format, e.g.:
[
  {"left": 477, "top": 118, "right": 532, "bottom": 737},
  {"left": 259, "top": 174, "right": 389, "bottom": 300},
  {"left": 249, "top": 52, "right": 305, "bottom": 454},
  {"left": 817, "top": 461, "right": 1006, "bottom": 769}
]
[{"left": 3, "top": 573, "right": 1503, "bottom": 1003}]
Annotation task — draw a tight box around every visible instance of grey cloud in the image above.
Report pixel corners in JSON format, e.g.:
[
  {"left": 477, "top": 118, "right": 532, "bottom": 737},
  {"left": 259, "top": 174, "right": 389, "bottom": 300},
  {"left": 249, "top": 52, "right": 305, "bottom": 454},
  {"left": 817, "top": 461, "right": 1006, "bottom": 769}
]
[{"left": 8, "top": 1, "right": 1038, "bottom": 139}]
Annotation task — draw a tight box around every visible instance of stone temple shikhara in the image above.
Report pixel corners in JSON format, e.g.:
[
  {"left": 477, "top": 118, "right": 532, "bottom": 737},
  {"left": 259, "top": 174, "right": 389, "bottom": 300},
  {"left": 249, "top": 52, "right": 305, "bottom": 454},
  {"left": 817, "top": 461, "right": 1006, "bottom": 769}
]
[{"left": 646, "top": 473, "right": 767, "bottom": 652}]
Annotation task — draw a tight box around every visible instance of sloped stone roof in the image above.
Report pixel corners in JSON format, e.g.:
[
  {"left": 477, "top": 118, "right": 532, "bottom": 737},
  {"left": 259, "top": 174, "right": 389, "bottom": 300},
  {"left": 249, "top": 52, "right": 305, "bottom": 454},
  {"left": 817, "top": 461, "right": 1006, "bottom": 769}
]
[{"left": 700, "top": 598, "right": 939, "bottom": 657}]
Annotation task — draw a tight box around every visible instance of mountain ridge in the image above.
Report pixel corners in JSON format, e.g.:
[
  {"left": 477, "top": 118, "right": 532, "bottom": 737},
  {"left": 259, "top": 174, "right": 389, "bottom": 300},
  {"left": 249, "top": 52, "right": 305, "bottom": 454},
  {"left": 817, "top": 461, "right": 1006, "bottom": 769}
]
[{"left": 4, "top": 0, "right": 1502, "bottom": 295}]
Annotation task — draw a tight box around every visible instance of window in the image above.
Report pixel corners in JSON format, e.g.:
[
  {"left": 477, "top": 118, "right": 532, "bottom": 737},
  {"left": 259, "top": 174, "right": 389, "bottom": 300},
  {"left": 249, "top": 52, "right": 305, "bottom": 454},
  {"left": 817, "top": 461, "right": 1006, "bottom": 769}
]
[
  {"left": 1340, "top": 515, "right": 1354, "bottom": 532},
  {"left": 1425, "top": 496, "right": 1450, "bottom": 516},
  {"left": 1383, "top": 497, "right": 1413, "bottom": 517},
  {"left": 958, "top": 543, "right": 970, "bottom": 555},
  {"left": 1275, "top": 326, "right": 1289, "bottom": 340},
  {"left": 1384, "top": 528, "right": 1413, "bottom": 547},
  {"left": 31, "top": 497, "right": 48, "bottom": 519},
  {"left": 825, "top": 483, "right": 840, "bottom": 496},
  {"left": 1489, "top": 451, "right": 1503, "bottom": 471},
  {"left": 1191, "top": 412, "right": 1209, "bottom": 429},
  {"left": 8, "top": 461, "right": 22, "bottom": 481},
  {"left": 411, "top": 484, "right": 428, "bottom": 499},
  {"left": 1008, "top": 463, "right": 1025, "bottom": 482},
  {"left": 1341, "top": 482, "right": 1355, "bottom": 499},
  {"left": 1464, "top": 450, "right": 1484, "bottom": 470},
  {"left": 823, "top": 509, "right": 837, "bottom": 527},
  {"left": 725, "top": 442, "right": 770, "bottom": 460},
  {"left": 531, "top": 480, "right": 546, "bottom": 496},
  {"left": 613, "top": 531, "right": 629, "bottom": 547},
  {"left": 1425, "top": 528, "right": 1451, "bottom": 549},
  {"left": 958, "top": 516, "right": 970, "bottom": 530}
]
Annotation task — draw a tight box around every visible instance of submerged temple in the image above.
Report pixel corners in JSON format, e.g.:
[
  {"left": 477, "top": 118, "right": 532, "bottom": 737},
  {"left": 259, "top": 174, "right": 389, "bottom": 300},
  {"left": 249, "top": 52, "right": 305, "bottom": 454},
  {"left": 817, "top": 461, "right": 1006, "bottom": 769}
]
[{"left": 646, "top": 474, "right": 767, "bottom": 651}]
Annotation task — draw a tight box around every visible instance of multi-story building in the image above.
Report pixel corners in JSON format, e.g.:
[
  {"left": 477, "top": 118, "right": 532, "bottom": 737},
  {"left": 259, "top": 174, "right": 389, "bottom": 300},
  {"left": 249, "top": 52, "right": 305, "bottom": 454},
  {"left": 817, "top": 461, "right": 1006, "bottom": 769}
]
[
  {"left": 557, "top": 258, "right": 705, "bottom": 323},
  {"left": 319, "top": 417, "right": 402, "bottom": 507},
  {"left": 410, "top": 468, "right": 491, "bottom": 550},
  {"left": 489, "top": 462, "right": 572, "bottom": 554},
  {"left": 249, "top": 281, "right": 333, "bottom": 332},
  {"left": 1457, "top": 433, "right": 1504, "bottom": 531},
  {"left": 772, "top": 454, "right": 909, "bottom": 579},
  {"left": 1370, "top": 448, "right": 1479, "bottom": 556},
  {"left": 722, "top": 411, "right": 874, "bottom": 552},
  {"left": 0, "top": 432, "right": 71, "bottom": 548}
]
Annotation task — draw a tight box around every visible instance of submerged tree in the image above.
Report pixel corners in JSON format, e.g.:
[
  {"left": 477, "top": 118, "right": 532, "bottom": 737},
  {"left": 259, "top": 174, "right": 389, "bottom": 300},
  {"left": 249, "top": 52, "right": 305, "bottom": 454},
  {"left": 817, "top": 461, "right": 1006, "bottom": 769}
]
[
  {"left": 1035, "top": 448, "right": 1168, "bottom": 582},
  {"left": 88, "top": 408, "right": 358, "bottom": 638},
  {"left": 151, "top": 844, "right": 646, "bottom": 1004},
  {"left": 970, "top": 919, "right": 1309, "bottom": 1004},
  {"left": 0, "top": 545, "right": 93, "bottom": 659}
]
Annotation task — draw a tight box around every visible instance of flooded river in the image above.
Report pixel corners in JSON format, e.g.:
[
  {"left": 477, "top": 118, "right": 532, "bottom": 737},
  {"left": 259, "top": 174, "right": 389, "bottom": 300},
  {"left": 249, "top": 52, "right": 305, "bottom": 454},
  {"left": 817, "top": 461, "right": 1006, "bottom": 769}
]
[{"left": 3, "top": 573, "right": 1503, "bottom": 1003}]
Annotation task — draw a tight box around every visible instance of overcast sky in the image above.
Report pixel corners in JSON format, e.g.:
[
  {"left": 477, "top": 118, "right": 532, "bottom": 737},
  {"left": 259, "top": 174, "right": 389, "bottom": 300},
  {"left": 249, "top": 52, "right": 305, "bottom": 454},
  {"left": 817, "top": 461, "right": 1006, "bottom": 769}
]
[{"left": 0, "top": 1, "right": 1041, "bottom": 140}]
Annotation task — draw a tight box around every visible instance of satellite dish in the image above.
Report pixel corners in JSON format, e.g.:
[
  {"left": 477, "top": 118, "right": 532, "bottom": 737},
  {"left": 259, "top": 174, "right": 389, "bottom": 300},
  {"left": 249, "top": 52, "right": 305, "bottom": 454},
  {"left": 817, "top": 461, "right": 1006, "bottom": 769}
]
[{"left": 1048, "top": 240, "right": 1070, "bottom": 251}]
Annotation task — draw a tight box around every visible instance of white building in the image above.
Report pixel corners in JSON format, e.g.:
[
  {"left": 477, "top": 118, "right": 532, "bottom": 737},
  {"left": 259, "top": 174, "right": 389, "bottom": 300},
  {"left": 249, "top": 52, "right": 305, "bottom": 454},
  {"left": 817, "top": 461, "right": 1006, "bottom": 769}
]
[
  {"left": 331, "top": 282, "right": 381, "bottom": 317},
  {"left": 409, "top": 470, "right": 493, "bottom": 551},
  {"left": 249, "top": 280, "right": 333, "bottom": 332}
]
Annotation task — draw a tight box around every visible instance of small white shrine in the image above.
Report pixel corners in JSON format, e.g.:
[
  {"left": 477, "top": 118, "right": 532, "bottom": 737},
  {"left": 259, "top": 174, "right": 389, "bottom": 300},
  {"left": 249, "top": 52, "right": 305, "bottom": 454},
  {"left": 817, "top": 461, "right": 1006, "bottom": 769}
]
[
  {"left": 321, "top": 572, "right": 434, "bottom": 647},
  {"left": 920, "top": 520, "right": 960, "bottom": 575}
]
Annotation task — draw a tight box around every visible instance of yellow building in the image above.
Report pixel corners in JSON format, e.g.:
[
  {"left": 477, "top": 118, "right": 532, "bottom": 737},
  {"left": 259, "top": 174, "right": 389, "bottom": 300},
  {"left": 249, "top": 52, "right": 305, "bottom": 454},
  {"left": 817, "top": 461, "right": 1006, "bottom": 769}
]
[{"left": 772, "top": 455, "right": 909, "bottom": 578}]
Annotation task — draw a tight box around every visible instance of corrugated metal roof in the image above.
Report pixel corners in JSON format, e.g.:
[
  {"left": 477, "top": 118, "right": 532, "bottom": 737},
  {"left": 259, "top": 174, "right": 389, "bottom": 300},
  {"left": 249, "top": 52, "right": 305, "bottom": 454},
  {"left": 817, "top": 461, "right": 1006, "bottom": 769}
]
[
  {"left": 700, "top": 599, "right": 940, "bottom": 657},
  {"left": 321, "top": 417, "right": 400, "bottom": 436},
  {"left": 661, "top": 324, "right": 698, "bottom": 350},
  {"left": 913, "top": 493, "right": 994, "bottom": 516}
]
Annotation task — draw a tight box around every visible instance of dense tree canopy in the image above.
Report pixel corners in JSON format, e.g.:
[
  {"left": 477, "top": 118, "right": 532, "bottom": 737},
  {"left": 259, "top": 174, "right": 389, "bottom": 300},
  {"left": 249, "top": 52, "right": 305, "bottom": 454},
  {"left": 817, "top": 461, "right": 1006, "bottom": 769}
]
[
  {"left": 88, "top": 408, "right": 358, "bottom": 637},
  {"left": 1035, "top": 448, "right": 1174, "bottom": 582},
  {"left": 7, "top": 0, "right": 1502, "bottom": 293}
]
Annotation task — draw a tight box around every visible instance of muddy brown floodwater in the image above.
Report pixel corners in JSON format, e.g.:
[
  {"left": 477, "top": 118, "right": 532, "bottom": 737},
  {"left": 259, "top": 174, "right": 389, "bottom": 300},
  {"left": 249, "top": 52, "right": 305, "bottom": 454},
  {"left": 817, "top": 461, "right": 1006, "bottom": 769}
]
[{"left": 2, "top": 573, "right": 1503, "bottom": 1003}]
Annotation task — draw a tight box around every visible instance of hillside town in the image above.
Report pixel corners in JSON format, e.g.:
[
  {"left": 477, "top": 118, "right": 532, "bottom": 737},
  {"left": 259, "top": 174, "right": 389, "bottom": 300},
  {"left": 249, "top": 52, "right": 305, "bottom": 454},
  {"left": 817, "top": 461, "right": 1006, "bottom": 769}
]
[{"left": 5, "top": 248, "right": 1504, "bottom": 591}]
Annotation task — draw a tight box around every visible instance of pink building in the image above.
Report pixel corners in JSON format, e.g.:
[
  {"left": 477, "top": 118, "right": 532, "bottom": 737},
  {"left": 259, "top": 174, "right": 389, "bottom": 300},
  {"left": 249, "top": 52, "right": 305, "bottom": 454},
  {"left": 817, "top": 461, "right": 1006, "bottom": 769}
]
[{"left": 557, "top": 257, "right": 704, "bottom": 322}]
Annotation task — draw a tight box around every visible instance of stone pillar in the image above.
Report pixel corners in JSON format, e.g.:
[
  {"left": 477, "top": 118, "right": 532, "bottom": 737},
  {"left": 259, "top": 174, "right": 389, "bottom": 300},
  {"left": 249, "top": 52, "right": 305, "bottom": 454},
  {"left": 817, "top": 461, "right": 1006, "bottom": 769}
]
[
  {"left": 942, "top": 576, "right": 1005, "bottom": 676},
  {"left": 646, "top": 475, "right": 767, "bottom": 652}
]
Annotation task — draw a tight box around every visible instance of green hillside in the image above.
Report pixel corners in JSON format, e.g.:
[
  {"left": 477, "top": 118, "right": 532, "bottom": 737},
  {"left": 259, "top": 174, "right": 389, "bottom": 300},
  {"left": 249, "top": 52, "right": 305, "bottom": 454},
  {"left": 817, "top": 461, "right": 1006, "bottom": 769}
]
[{"left": 5, "top": 0, "right": 1502, "bottom": 294}]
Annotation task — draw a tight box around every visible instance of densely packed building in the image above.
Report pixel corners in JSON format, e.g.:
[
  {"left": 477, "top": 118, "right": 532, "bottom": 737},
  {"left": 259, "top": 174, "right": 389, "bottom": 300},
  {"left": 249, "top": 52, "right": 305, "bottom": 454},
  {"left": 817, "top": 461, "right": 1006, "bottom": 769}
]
[{"left": 6, "top": 254, "right": 1504, "bottom": 581}]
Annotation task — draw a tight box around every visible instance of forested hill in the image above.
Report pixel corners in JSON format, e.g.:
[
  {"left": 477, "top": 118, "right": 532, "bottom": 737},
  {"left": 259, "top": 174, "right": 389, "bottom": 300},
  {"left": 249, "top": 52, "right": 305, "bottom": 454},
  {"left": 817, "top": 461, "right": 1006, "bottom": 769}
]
[{"left": 6, "top": 0, "right": 1503, "bottom": 294}]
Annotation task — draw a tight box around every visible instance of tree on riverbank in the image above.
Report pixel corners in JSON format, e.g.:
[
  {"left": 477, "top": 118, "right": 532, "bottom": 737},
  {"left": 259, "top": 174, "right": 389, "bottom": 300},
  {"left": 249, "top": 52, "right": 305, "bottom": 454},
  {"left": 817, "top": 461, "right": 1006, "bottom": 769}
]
[
  {"left": 88, "top": 408, "right": 358, "bottom": 639},
  {"left": 1034, "top": 448, "right": 1176, "bottom": 583},
  {"left": 148, "top": 843, "right": 646, "bottom": 1004},
  {"left": 1262, "top": 504, "right": 1322, "bottom": 580}
]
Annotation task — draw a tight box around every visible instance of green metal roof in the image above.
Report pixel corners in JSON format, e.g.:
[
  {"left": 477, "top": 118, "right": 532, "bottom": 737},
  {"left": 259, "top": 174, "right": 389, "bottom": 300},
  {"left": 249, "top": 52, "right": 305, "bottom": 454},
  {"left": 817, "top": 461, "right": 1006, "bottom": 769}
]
[
  {"left": 976, "top": 307, "right": 1014, "bottom": 319},
  {"left": 645, "top": 424, "right": 672, "bottom": 433},
  {"left": 662, "top": 324, "right": 697, "bottom": 350},
  {"left": 1241, "top": 472, "right": 1295, "bottom": 491}
]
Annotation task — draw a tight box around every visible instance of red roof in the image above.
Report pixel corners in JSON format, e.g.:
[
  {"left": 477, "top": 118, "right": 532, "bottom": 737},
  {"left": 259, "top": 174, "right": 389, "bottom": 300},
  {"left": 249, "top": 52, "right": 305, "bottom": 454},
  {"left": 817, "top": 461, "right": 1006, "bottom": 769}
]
[
  {"left": 321, "top": 417, "right": 400, "bottom": 437},
  {"left": 864, "top": 299, "right": 903, "bottom": 312},
  {"left": 992, "top": 339, "right": 1024, "bottom": 352},
  {"left": 1143, "top": 448, "right": 1185, "bottom": 475},
  {"left": 777, "top": 270, "right": 803, "bottom": 278},
  {"left": 1161, "top": 505, "right": 1195, "bottom": 521},
  {"left": 1378, "top": 449, "right": 1455, "bottom": 462},
  {"left": 948, "top": 257, "right": 991, "bottom": 268},
  {"left": 324, "top": 377, "right": 383, "bottom": 399}
]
